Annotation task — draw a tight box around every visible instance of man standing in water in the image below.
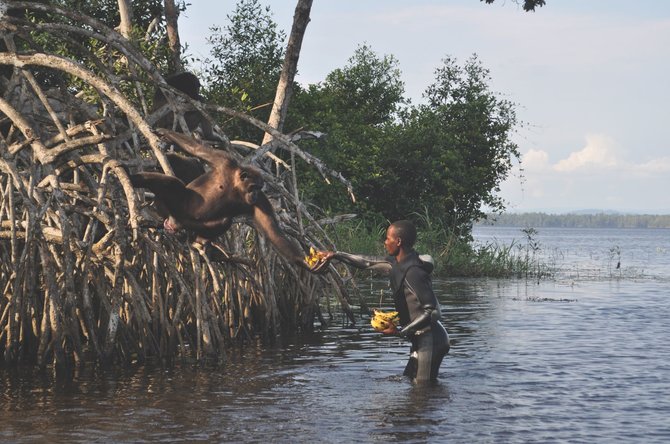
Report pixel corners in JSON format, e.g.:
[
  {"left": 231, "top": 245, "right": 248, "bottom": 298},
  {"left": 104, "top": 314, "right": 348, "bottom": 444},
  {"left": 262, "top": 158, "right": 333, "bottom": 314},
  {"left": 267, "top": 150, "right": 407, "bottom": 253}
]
[{"left": 318, "top": 220, "right": 450, "bottom": 383}]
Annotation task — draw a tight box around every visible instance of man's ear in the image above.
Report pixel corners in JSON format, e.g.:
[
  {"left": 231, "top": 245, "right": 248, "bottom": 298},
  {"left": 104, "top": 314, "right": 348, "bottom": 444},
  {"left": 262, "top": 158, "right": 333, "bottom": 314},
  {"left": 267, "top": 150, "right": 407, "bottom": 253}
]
[{"left": 397, "top": 237, "right": 403, "bottom": 246}]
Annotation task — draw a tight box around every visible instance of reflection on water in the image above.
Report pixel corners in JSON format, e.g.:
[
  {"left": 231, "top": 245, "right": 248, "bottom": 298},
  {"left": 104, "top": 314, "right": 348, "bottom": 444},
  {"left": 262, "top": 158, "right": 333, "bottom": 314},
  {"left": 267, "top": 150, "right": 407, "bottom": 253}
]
[{"left": 2, "top": 228, "right": 670, "bottom": 443}]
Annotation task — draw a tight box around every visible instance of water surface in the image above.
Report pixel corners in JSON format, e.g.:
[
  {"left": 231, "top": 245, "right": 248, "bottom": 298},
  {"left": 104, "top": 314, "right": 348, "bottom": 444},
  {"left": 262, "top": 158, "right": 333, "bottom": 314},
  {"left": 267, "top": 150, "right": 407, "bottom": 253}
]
[{"left": 2, "top": 227, "right": 669, "bottom": 443}]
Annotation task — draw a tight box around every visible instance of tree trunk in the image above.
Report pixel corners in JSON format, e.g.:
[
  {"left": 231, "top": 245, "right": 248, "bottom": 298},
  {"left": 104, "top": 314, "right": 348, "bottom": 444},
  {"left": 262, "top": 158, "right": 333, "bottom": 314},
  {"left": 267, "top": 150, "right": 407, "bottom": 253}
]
[
  {"left": 116, "top": 0, "right": 133, "bottom": 38},
  {"left": 261, "top": 0, "right": 313, "bottom": 145},
  {"left": 163, "top": 0, "right": 183, "bottom": 72}
]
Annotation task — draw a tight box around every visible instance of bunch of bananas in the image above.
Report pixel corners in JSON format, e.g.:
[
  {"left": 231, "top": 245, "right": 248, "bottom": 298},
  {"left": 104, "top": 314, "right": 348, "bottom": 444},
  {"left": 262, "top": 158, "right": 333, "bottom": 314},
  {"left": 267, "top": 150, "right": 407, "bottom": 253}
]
[
  {"left": 304, "top": 247, "right": 324, "bottom": 267},
  {"left": 370, "top": 309, "right": 400, "bottom": 332}
]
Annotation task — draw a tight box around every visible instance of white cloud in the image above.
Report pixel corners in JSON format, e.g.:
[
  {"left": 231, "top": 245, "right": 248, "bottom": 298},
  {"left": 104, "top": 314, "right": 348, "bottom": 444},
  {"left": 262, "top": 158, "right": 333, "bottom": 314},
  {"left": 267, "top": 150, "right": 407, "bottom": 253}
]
[
  {"left": 633, "top": 157, "right": 670, "bottom": 174},
  {"left": 522, "top": 149, "right": 549, "bottom": 170},
  {"left": 520, "top": 134, "right": 669, "bottom": 177},
  {"left": 553, "top": 134, "right": 619, "bottom": 172},
  {"left": 504, "top": 133, "right": 670, "bottom": 212}
]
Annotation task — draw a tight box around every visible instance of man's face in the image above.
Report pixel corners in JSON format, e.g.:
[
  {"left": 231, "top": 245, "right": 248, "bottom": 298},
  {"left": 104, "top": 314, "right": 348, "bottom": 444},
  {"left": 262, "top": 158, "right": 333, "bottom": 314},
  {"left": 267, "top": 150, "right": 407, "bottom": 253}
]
[{"left": 384, "top": 225, "right": 401, "bottom": 256}]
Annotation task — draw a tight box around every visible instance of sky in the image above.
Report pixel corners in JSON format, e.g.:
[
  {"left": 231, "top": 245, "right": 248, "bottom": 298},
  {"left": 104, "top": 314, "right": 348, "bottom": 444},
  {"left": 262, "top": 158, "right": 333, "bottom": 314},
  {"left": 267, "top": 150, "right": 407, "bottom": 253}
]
[{"left": 179, "top": 0, "right": 670, "bottom": 215}]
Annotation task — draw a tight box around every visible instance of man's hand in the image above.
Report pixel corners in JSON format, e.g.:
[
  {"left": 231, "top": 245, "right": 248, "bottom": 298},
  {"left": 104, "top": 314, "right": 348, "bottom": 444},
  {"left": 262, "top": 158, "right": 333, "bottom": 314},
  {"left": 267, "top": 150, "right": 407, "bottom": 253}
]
[
  {"left": 381, "top": 323, "right": 399, "bottom": 335},
  {"left": 307, "top": 250, "right": 334, "bottom": 273}
]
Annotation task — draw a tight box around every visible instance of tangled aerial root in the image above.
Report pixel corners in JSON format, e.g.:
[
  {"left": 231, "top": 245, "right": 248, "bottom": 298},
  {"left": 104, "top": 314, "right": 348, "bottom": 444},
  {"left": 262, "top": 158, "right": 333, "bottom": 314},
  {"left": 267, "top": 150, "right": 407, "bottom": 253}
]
[{"left": 0, "top": 2, "right": 358, "bottom": 367}]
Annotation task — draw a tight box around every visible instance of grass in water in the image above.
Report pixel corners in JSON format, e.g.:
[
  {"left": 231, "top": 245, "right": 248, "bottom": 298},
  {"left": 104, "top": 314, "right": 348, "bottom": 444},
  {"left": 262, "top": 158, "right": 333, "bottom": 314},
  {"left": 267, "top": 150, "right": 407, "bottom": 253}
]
[{"left": 324, "top": 219, "right": 553, "bottom": 279}]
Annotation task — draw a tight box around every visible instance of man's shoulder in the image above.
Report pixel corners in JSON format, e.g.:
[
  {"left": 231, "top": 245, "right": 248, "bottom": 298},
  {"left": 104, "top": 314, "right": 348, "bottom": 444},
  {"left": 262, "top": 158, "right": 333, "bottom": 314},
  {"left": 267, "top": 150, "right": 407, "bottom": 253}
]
[{"left": 405, "top": 262, "right": 431, "bottom": 280}]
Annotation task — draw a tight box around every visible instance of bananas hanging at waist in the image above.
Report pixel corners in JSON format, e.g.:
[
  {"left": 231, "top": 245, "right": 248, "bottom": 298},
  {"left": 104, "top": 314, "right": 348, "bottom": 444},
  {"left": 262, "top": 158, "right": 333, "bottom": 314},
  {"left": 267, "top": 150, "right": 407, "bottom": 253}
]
[{"left": 370, "top": 309, "right": 400, "bottom": 332}]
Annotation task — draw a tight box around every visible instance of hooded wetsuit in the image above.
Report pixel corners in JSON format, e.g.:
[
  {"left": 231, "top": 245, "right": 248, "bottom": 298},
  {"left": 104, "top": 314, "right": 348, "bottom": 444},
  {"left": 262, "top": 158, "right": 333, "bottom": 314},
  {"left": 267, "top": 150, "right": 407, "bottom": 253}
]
[
  {"left": 333, "top": 251, "right": 450, "bottom": 382},
  {"left": 389, "top": 251, "right": 450, "bottom": 382}
]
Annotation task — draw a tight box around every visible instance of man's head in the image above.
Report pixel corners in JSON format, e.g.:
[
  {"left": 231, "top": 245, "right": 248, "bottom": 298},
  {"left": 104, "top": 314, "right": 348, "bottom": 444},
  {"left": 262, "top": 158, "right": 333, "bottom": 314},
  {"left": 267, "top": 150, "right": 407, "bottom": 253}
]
[{"left": 384, "top": 220, "right": 417, "bottom": 256}]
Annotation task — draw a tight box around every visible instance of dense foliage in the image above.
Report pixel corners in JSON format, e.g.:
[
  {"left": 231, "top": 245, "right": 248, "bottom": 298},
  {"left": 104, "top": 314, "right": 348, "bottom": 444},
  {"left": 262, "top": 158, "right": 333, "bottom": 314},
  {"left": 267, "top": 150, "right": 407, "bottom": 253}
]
[
  {"left": 287, "top": 44, "right": 406, "bottom": 217},
  {"left": 3, "top": 0, "right": 182, "bottom": 97},
  {"left": 201, "top": 0, "right": 286, "bottom": 142},
  {"left": 289, "top": 52, "right": 520, "bottom": 239},
  {"left": 389, "top": 55, "right": 520, "bottom": 235},
  {"left": 53, "top": 0, "right": 168, "bottom": 30}
]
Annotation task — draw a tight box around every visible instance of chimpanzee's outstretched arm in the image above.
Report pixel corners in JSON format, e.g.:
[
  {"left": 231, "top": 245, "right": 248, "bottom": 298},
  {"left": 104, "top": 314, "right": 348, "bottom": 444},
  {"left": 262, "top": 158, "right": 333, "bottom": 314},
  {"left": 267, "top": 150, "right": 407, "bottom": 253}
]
[{"left": 252, "top": 193, "right": 307, "bottom": 267}]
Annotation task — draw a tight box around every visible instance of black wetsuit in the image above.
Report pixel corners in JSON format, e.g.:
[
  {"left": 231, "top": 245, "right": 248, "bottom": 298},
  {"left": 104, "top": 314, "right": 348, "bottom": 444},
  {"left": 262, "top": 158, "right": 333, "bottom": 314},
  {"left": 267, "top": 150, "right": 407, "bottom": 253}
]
[
  {"left": 334, "top": 250, "right": 450, "bottom": 382},
  {"left": 389, "top": 251, "right": 450, "bottom": 382}
]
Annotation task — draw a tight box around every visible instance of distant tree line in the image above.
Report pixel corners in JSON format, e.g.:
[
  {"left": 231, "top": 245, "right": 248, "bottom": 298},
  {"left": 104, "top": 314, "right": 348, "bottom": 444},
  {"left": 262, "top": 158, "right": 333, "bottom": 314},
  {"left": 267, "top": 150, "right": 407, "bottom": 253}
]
[{"left": 479, "top": 213, "right": 670, "bottom": 229}]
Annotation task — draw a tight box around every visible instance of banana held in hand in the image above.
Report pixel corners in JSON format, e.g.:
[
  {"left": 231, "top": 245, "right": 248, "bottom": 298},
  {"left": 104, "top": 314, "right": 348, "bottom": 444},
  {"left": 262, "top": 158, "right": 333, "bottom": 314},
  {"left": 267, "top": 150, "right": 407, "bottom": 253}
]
[
  {"left": 370, "top": 316, "right": 389, "bottom": 331},
  {"left": 304, "top": 247, "right": 324, "bottom": 267},
  {"left": 371, "top": 309, "right": 400, "bottom": 332}
]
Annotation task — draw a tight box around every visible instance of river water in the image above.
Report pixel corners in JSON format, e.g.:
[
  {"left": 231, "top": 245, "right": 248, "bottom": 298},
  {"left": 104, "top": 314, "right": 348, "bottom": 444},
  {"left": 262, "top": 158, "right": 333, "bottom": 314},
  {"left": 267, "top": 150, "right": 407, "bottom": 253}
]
[{"left": 1, "top": 227, "right": 669, "bottom": 443}]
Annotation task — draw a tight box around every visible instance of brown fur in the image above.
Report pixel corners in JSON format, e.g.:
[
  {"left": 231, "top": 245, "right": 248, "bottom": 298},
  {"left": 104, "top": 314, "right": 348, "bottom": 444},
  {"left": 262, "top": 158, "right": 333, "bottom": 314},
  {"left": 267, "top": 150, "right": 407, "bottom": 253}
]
[{"left": 131, "top": 129, "right": 307, "bottom": 267}]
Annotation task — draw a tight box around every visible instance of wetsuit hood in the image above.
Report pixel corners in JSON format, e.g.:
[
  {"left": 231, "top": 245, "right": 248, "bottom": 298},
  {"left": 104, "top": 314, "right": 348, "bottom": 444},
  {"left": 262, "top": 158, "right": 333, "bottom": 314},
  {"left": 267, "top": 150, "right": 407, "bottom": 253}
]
[
  {"left": 388, "top": 250, "right": 433, "bottom": 293},
  {"left": 394, "top": 250, "right": 434, "bottom": 275},
  {"left": 417, "top": 254, "right": 435, "bottom": 274}
]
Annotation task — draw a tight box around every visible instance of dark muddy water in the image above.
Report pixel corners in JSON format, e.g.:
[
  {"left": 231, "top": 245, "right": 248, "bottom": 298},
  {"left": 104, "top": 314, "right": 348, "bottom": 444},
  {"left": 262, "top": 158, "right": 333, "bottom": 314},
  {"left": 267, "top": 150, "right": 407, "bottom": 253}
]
[{"left": 1, "top": 228, "right": 669, "bottom": 443}]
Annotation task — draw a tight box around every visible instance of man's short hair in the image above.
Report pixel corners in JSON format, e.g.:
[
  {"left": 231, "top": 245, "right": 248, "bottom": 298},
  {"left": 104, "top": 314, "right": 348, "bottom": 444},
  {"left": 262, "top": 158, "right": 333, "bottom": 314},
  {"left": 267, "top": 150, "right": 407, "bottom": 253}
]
[{"left": 391, "top": 220, "right": 417, "bottom": 248}]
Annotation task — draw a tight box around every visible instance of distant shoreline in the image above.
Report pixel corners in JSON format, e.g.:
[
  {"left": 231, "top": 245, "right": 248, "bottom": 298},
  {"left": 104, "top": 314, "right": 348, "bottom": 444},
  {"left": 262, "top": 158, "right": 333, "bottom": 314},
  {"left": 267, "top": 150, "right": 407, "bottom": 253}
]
[{"left": 478, "top": 212, "right": 670, "bottom": 229}]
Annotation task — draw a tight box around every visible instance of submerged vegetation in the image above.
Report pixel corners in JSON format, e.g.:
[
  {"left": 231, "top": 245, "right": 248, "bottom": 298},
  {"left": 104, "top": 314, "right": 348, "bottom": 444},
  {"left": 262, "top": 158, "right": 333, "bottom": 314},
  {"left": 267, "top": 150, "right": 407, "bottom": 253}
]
[{"left": 444, "top": 231, "right": 552, "bottom": 279}]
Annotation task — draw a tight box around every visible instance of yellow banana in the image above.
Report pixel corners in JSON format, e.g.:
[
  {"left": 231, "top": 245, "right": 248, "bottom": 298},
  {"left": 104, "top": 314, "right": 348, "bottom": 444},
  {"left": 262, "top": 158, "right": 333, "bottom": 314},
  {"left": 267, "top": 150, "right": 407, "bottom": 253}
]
[
  {"left": 370, "top": 316, "right": 388, "bottom": 331},
  {"left": 373, "top": 310, "right": 399, "bottom": 321},
  {"left": 370, "top": 309, "right": 399, "bottom": 331},
  {"left": 304, "top": 247, "right": 322, "bottom": 267}
]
